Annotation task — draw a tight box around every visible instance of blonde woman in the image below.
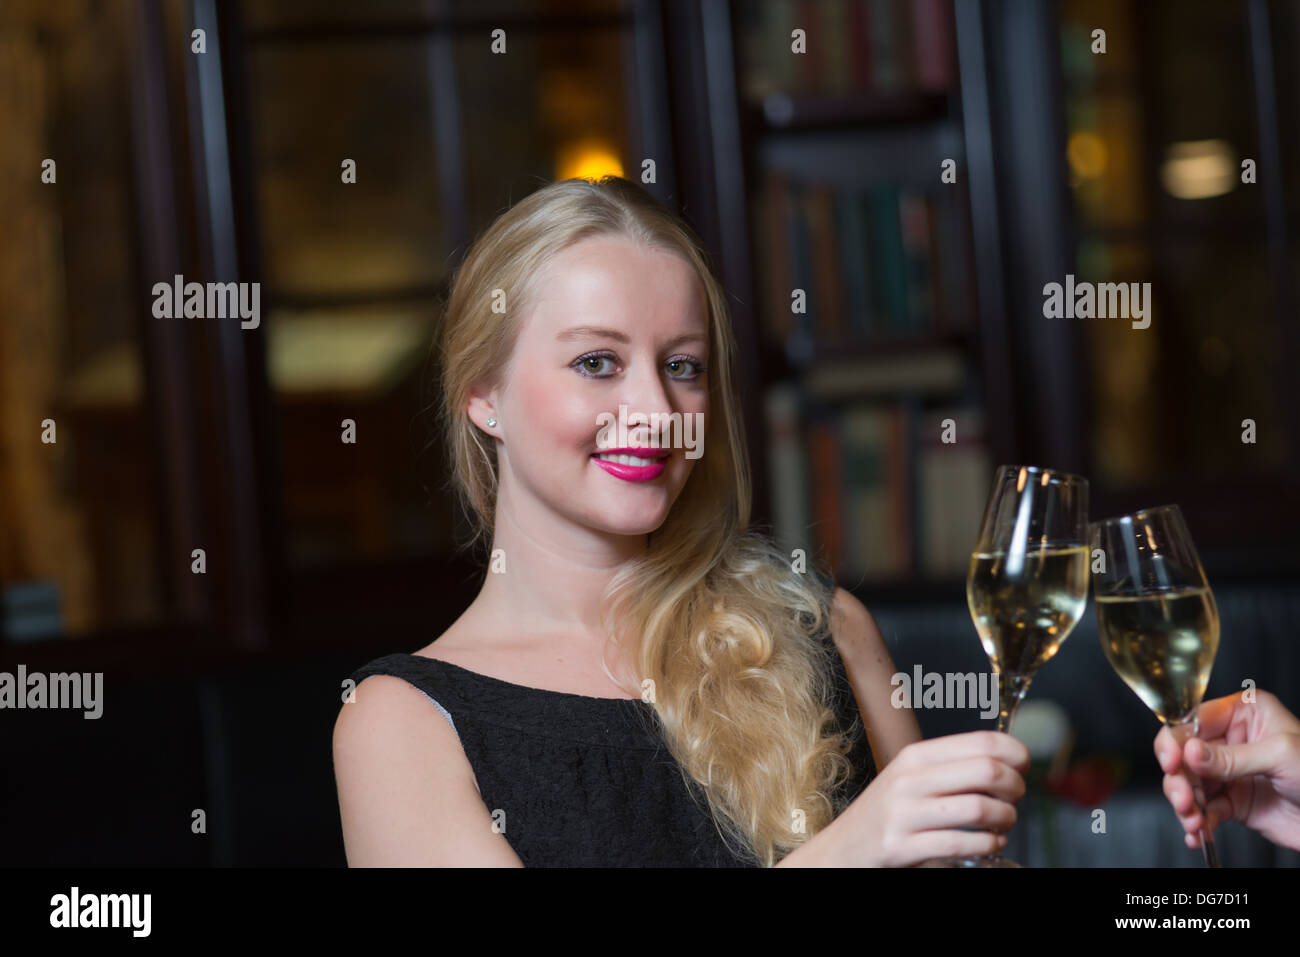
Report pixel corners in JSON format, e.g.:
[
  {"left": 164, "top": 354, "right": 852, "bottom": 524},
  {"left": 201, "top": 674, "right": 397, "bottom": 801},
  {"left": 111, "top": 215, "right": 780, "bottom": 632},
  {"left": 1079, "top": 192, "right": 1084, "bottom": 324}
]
[{"left": 333, "top": 176, "right": 1029, "bottom": 867}]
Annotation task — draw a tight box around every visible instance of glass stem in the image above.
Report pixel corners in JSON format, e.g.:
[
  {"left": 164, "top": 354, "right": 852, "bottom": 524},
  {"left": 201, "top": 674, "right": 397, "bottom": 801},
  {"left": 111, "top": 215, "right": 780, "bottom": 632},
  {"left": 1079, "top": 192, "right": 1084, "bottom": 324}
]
[
  {"left": 997, "top": 671, "right": 1032, "bottom": 734},
  {"left": 972, "top": 670, "right": 1032, "bottom": 864},
  {"left": 1168, "top": 712, "right": 1221, "bottom": 867}
]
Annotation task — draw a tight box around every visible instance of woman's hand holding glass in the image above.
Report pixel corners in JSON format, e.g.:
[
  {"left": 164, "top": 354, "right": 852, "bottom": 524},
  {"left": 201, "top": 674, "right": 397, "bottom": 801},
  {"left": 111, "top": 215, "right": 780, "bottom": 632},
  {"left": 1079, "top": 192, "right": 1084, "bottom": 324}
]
[{"left": 811, "top": 731, "right": 1030, "bottom": 867}]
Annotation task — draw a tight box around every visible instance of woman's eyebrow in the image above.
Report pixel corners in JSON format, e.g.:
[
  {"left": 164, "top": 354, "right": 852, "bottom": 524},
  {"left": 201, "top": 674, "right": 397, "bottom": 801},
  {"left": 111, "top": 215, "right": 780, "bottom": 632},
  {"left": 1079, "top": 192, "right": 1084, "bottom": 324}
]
[{"left": 556, "top": 325, "right": 708, "bottom": 351}]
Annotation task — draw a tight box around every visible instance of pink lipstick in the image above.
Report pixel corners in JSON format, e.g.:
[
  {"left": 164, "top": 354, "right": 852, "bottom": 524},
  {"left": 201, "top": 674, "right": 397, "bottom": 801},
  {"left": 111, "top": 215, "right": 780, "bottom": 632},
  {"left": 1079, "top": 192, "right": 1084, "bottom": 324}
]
[{"left": 591, "top": 447, "right": 669, "bottom": 482}]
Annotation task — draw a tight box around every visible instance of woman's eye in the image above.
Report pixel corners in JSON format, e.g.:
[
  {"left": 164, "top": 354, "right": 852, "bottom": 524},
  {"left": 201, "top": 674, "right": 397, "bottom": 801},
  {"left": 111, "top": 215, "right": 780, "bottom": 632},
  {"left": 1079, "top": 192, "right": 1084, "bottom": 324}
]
[
  {"left": 667, "top": 357, "right": 706, "bottom": 379},
  {"left": 574, "top": 353, "right": 616, "bottom": 377}
]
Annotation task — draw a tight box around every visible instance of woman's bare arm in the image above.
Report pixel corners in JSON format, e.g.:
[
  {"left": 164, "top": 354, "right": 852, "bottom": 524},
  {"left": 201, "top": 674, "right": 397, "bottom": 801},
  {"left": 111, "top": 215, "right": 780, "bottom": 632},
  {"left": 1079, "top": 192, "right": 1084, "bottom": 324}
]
[
  {"left": 333, "top": 675, "right": 524, "bottom": 867},
  {"left": 829, "top": 586, "right": 922, "bottom": 769}
]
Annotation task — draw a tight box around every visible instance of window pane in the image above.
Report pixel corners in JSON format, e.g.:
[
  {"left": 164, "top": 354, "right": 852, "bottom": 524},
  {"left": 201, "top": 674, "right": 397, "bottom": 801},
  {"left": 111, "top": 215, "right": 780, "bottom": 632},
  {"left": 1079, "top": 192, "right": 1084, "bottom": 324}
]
[
  {"left": 1063, "top": 90, "right": 1147, "bottom": 230},
  {"left": 269, "top": 302, "right": 447, "bottom": 566},
  {"left": 454, "top": 26, "right": 634, "bottom": 233},
  {"left": 1144, "top": 0, "right": 1264, "bottom": 227},
  {"left": 246, "top": 42, "right": 447, "bottom": 297},
  {"left": 1152, "top": 240, "right": 1289, "bottom": 478},
  {"left": 1060, "top": 0, "right": 1291, "bottom": 493},
  {"left": 0, "top": 0, "right": 166, "bottom": 636},
  {"left": 1076, "top": 240, "right": 1157, "bottom": 488},
  {"left": 1078, "top": 239, "right": 1288, "bottom": 488}
]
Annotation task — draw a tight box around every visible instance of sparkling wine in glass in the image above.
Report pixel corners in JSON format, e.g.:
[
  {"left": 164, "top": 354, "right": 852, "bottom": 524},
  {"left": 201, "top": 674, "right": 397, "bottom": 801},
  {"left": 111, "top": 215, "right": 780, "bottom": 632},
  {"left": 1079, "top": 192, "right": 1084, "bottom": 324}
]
[
  {"left": 943, "top": 465, "right": 1090, "bottom": 867},
  {"left": 1091, "top": 504, "right": 1221, "bottom": 867}
]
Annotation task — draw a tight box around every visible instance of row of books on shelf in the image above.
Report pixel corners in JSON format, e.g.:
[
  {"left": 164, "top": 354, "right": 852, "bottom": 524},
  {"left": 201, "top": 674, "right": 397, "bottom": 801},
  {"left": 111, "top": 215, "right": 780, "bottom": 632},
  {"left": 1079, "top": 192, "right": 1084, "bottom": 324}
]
[
  {"left": 757, "top": 170, "right": 949, "bottom": 346},
  {"left": 765, "top": 384, "right": 990, "bottom": 581},
  {"left": 738, "top": 0, "right": 957, "bottom": 102}
]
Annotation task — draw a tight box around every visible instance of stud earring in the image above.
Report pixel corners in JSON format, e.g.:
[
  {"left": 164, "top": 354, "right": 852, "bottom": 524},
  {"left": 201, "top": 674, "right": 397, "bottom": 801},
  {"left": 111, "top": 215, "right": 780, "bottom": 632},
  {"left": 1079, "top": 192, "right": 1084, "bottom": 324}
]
[{"left": 486, "top": 418, "right": 497, "bottom": 428}]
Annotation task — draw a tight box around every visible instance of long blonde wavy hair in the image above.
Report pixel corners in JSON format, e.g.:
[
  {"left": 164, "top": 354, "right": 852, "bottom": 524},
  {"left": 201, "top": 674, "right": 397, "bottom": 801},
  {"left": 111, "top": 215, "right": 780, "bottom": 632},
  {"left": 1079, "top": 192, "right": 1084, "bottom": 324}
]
[{"left": 434, "top": 176, "right": 856, "bottom": 866}]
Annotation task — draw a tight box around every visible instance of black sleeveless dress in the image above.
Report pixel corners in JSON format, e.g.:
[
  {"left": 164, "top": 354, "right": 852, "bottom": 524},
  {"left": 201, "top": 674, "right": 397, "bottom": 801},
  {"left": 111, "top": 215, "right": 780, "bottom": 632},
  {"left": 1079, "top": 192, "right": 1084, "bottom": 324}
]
[{"left": 348, "top": 629, "right": 877, "bottom": 867}]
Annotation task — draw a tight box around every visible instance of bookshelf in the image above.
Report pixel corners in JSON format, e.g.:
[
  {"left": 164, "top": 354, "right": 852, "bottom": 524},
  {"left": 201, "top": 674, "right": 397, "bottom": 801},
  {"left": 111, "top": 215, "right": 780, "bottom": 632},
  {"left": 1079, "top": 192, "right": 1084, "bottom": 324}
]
[{"left": 723, "top": 0, "right": 999, "bottom": 591}]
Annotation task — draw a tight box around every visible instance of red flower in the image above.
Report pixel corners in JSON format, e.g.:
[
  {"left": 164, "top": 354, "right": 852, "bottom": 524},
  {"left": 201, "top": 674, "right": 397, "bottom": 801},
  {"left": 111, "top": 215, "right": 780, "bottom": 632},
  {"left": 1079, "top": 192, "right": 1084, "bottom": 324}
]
[{"left": 1045, "top": 756, "right": 1125, "bottom": 808}]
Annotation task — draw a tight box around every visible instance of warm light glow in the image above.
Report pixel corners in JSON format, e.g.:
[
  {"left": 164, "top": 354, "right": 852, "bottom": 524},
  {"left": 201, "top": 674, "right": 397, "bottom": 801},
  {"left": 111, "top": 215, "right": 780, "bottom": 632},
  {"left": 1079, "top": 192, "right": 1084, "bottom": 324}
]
[
  {"left": 556, "top": 140, "right": 624, "bottom": 181},
  {"left": 1160, "top": 139, "right": 1236, "bottom": 199},
  {"left": 1067, "top": 131, "right": 1108, "bottom": 179}
]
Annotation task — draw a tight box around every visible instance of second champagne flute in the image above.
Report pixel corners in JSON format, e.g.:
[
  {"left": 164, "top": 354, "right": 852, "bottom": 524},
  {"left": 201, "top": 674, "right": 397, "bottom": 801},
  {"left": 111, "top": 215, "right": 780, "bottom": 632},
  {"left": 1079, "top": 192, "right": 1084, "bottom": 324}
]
[{"left": 1090, "top": 504, "right": 1221, "bottom": 867}]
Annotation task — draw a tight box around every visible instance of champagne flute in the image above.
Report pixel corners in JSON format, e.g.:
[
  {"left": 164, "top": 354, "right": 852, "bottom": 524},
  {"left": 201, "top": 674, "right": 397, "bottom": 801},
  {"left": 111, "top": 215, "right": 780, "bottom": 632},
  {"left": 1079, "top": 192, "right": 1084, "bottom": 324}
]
[
  {"left": 942, "top": 465, "right": 1091, "bottom": 867},
  {"left": 1090, "top": 504, "right": 1221, "bottom": 867}
]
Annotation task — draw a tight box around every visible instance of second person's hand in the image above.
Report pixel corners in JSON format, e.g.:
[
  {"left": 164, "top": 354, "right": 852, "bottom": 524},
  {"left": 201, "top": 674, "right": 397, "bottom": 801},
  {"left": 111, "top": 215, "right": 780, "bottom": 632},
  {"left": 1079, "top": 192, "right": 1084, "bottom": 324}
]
[{"left": 1155, "top": 689, "right": 1300, "bottom": 852}]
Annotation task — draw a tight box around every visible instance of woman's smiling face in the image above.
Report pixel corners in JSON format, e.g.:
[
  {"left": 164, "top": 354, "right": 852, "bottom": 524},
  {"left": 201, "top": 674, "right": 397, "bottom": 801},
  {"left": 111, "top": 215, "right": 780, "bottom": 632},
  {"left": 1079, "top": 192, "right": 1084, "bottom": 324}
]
[{"left": 475, "top": 234, "right": 710, "bottom": 539}]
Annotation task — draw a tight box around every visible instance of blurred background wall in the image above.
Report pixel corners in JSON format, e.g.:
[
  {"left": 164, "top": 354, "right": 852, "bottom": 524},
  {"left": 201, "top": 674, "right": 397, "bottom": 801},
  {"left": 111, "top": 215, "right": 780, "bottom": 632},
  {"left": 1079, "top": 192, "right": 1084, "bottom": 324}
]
[{"left": 1, "top": 0, "right": 1297, "bottom": 866}]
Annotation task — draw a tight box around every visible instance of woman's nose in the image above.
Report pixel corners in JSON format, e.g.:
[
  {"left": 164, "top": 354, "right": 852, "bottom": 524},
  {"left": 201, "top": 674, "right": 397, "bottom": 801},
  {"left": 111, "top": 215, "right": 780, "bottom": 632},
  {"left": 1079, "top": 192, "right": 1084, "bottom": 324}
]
[{"left": 620, "top": 364, "right": 676, "bottom": 444}]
